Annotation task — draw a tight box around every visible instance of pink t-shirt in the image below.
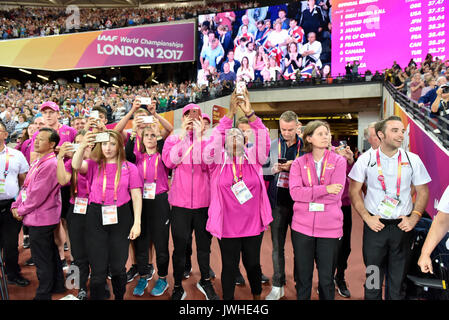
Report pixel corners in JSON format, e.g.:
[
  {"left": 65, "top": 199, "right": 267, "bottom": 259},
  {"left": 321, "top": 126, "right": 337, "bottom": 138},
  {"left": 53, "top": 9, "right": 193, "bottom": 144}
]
[
  {"left": 31, "top": 124, "right": 77, "bottom": 152},
  {"left": 218, "top": 157, "right": 264, "bottom": 238},
  {"left": 135, "top": 152, "right": 169, "bottom": 196},
  {"left": 85, "top": 159, "right": 143, "bottom": 207},
  {"left": 64, "top": 159, "right": 89, "bottom": 205}
]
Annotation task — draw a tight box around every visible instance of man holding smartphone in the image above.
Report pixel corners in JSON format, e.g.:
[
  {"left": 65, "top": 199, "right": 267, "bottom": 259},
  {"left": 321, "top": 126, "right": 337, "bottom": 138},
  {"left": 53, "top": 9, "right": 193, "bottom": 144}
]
[{"left": 264, "top": 110, "right": 304, "bottom": 300}]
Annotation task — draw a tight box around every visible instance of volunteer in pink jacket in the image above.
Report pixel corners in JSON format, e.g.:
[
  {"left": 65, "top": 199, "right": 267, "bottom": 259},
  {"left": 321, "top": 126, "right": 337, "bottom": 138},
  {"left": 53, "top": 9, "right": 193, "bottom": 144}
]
[
  {"left": 162, "top": 103, "right": 218, "bottom": 300},
  {"left": 11, "top": 128, "right": 65, "bottom": 300},
  {"left": 204, "top": 90, "right": 272, "bottom": 300},
  {"left": 289, "top": 120, "right": 347, "bottom": 300},
  {"left": 72, "top": 130, "right": 143, "bottom": 300}
]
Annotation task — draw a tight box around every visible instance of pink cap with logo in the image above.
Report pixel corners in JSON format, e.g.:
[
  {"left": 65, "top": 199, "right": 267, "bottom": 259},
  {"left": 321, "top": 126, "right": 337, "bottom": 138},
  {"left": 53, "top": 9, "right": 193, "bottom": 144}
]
[
  {"left": 39, "top": 101, "right": 59, "bottom": 112},
  {"left": 182, "top": 103, "right": 201, "bottom": 115}
]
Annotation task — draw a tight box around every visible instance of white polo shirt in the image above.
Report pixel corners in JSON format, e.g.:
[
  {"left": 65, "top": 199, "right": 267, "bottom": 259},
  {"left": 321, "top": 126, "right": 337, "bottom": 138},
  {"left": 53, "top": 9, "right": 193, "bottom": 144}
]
[
  {"left": 349, "top": 147, "right": 431, "bottom": 219},
  {"left": 438, "top": 185, "right": 449, "bottom": 214},
  {"left": 0, "top": 146, "right": 29, "bottom": 201}
]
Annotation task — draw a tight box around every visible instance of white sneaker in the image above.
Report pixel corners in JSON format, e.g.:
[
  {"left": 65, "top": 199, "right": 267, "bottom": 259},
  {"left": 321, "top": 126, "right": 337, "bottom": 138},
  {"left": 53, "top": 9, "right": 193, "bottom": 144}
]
[{"left": 265, "top": 286, "right": 284, "bottom": 300}]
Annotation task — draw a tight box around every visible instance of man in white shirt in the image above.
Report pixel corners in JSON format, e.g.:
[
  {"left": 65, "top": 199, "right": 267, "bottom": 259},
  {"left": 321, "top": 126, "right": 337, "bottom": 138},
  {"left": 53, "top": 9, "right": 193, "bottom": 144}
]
[
  {"left": 0, "top": 122, "right": 30, "bottom": 287},
  {"left": 300, "top": 32, "right": 322, "bottom": 68},
  {"left": 418, "top": 184, "right": 449, "bottom": 274},
  {"left": 349, "top": 115, "right": 431, "bottom": 300}
]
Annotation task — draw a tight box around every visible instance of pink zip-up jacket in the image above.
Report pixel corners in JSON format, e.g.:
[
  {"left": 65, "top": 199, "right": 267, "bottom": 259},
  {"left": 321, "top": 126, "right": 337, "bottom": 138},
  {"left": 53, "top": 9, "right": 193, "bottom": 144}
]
[
  {"left": 289, "top": 150, "right": 347, "bottom": 238},
  {"left": 204, "top": 115, "right": 272, "bottom": 239},
  {"left": 11, "top": 153, "right": 61, "bottom": 227},
  {"left": 162, "top": 130, "right": 211, "bottom": 209}
]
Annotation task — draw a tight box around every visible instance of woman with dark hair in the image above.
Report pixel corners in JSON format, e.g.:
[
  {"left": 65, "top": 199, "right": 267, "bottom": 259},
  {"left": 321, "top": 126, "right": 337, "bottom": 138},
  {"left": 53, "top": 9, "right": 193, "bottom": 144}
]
[
  {"left": 72, "top": 129, "right": 143, "bottom": 300},
  {"left": 236, "top": 56, "right": 255, "bottom": 83},
  {"left": 204, "top": 89, "right": 272, "bottom": 300}
]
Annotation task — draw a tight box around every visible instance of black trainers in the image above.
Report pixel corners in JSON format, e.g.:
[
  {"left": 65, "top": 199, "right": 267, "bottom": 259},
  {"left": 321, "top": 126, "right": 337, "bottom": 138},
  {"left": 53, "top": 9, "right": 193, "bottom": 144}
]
[
  {"left": 7, "top": 275, "right": 30, "bottom": 287},
  {"left": 126, "top": 264, "right": 139, "bottom": 283},
  {"left": 183, "top": 266, "right": 192, "bottom": 279},
  {"left": 77, "top": 289, "right": 88, "bottom": 300},
  {"left": 261, "top": 273, "right": 269, "bottom": 284},
  {"left": 235, "top": 272, "right": 245, "bottom": 285},
  {"left": 171, "top": 286, "right": 186, "bottom": 300},
  {"left": 23, "top": 236, "right": 30, "bottom": 249},
  {"left": 209, "top": 267, "right": 216, "bottom": 279},
  {"left": 196, "top": 279, "right": 220, "bottom": 300},
  {"left": 25, "top": 258, "right": 34, "bottom": 266},
  {"left": 335, "top": 278, "right": 351, "bottom": 298}
]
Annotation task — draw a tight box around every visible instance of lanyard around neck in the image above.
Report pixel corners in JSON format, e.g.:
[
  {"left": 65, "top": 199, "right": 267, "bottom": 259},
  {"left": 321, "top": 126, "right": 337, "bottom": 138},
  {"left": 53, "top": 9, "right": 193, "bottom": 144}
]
[
  {"left": 306, "top": 150, "right": 329, "bottom": 187},
  {"left": 278, "top": 137, "right": 301, "bottom": 159},
  {"left": 143, "top": 153, "right": 159, "bottom": 183},
  {"left": 376, "top": 148, "right": 402, "bottom": 199},
  {"left": 3, "top": 146, "right": 9, "bottom": 178},
  {"left": 232, "top": 156, "right": 243, "bottom": 184},
  {"left": 100, "top": 162, "right": 120, "bottom": 204}
]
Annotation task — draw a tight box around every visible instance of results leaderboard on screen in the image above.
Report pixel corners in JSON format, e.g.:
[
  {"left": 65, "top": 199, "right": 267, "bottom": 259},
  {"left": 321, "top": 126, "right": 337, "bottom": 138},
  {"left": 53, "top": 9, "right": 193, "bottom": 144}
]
[{"left": 331, "top": 0, "right": 448, "bottom": 74}]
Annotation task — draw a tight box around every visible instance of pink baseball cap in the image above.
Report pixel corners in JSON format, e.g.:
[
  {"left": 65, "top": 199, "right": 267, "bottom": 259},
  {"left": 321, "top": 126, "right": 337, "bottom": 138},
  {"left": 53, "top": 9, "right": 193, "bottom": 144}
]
[
  {"left": 202, "top": 113, "right": 211, "bottom": 123},
  {"left": 182, "top": 103, "right": 202, "bottom": 115},
  {"left": 40, "top": 101, "right": 59, "bottom": 112}
]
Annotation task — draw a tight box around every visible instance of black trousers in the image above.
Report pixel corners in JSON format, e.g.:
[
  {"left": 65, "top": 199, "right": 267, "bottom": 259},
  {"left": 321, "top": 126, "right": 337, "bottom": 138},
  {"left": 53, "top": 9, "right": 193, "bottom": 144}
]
[
  {"left": 29, "top": 224, "right": 65, "bottom": 300},
  {"left": 171, "top": 206, "right": 211, "bottom": 286},
  {"left": 270, "top": 204, "right": 294, "bottom": 287},
  {"left": 335, "top": 205, "right": 352, "bottom": 280},
  {"left": 291, "top": 230, "right": 340, "bottom": 300},
  {"left": 362, "top": 220, "right": 413, "bottom": 300},
  {"left": 66, "top": 204, "right": 89, "bottom": 291},
  {"left": 0, "top": 199, "right": 22, "bottom": 279},
  {"left": 86, "top": 202, "right": 133, "bottom": 300},
  {"left": 134, "top": 192, "right": 170, "bottom": 278},
  {"left": 218, "top": 233, "right": 263, "bottom": 300}
]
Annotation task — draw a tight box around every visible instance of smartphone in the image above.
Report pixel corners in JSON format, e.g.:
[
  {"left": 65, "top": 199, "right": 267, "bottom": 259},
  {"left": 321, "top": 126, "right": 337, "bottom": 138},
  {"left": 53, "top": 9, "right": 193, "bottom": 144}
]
[
  {"left": 278, "top": 158, "right": 287, "bottom": 164},
  {"left": 236, "top": 81, "right": 246, "bottom": 97},
  {"left": 189, "top": 108, "right": 201, "bottom": 121},
  {"left": 140, "top": 97, "right": 152, "bottom": 105},
  {"left": 95, "top": 132, "right": 110, "bottom": 143},
  {"left": 90, "top": 110, "right": 99, "bottom": 119},
  {"left": 141, "top": 115, "right": 154, "bottom": 124},
  {"left": 339, "top": 140, "right": 348, "bottom": 147},
  {"left": 71, "top": 143, "right": 80, "bottom": 152}
]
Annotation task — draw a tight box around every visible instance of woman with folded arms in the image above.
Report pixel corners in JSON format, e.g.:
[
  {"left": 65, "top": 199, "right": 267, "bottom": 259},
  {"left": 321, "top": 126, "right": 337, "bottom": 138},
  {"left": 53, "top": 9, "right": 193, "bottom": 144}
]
[
  {"left": 72, "top": 130, "right": 143, "bottom": 300},
  {"left": 204, "top": 90, "right": 272, "bottom": 300},
  {"left": 289, "top": 120, "right": 347, "bottom": 300}
]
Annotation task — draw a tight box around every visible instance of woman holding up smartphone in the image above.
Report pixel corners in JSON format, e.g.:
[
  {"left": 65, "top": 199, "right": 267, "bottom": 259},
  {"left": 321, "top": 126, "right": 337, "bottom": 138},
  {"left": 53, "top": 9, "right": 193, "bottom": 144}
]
[
  {"left": 72, "top": 130, "right": 143, "bottom": 300},
  {"left": 56, "top": 130, "right": 92, "bottom": 300},
  {"left": 125, "top": 123, "right": 171, "bottom": 297},
  {"left": 288, "top": 120, "right": 347, "bottom": 300},
  {"left": 204, "top": 89, "right": 272, "bottom": 300}
]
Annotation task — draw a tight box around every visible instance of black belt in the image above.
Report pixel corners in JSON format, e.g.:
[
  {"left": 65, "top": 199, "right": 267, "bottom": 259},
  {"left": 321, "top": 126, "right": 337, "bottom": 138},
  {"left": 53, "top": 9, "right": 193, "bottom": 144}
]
[{"left": 369, "top": 212, "right": 410, "bottom": 225}]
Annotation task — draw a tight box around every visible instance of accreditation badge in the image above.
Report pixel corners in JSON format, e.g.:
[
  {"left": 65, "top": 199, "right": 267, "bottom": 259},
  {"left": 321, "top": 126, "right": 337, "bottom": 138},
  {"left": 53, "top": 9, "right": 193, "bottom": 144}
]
[
  {"left": 231, "top": 180, "right": 253, "bottom": 205},
  {"left": 276, "top": 172, "right": 290, "bottom": 188},
  {"left": 0, "top": 178, "right": 5, "bottom": 193},
  {"left": 73, "top": 197, "right": 88, "bottom": 214},
  {"left": 377, "top": 195, "right": 400, "bottom": 218},
  {"left": 309, "top": 202, "right": 325, "bottom": 212},
  {"left": 102, "top": 205, "right": 118, "bottom": 225},
  {"left": 143, "top": 182, "right": 156, "bottom": 200}
]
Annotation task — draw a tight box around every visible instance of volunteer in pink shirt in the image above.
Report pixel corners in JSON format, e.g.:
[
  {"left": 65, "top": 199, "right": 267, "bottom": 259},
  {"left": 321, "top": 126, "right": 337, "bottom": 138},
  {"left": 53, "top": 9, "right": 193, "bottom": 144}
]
[
  {"left": 56, "top": 130, "right": 92, "bottom": 300},
  {"left": 204, "top": 90, "right": 272, "bottom": 300},
  {"left": 11, "top": 128, "right": 65, "bottom": 300},
  {"left": 289, "top": 120, "right": 347, "bottom": 300},
  {"left": 72, "top": 130, "right": 143, "bottom": 300},
  {"left": 162, "top": 103, "right": 218, "bottom": 300},
  {"left": 30, "top": 101, "right": 77, "bottom": 268},
  {"left": 125, "top": 124, "right": 171, "bottom": 297}
]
